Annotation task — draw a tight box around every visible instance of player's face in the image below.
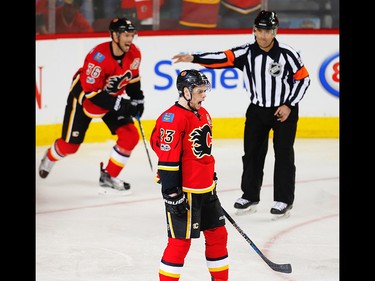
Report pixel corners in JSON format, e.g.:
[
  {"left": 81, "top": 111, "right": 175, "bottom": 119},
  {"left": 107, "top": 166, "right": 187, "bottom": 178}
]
[
  {"left": 189, "top": 85, "right": 207, "bottom": 111},
  {"left": 254, "top": 27, "right": 275, "bottom": 51},
  {"left": 117, "top": 31, "right": 136, "bottom": 53}
]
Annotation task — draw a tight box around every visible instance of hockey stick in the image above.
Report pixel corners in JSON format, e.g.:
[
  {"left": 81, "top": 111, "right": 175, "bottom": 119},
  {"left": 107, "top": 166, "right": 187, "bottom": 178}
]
[
  {"left": 222, "top": 207, "right": 292, "bottom": 274},
  {"left": 136, "top": 115, "right": 153, "bottom": 171}
]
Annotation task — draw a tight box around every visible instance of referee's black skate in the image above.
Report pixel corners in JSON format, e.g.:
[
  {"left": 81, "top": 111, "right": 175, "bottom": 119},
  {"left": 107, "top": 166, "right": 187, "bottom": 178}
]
[
  {"left": 234, "top": 198, "right": 259, "bottom": 215},
  {"left": 271, "top": 202, "right": 293, "bottom": 220},
  {"left": 99, "top": 162, "right": 131, "bottom": 195}
]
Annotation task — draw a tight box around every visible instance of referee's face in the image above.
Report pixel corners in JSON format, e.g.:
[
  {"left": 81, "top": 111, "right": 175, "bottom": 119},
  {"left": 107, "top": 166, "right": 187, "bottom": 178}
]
[{"left": 254, "top": 28, "right": 275, "bottom": 51}]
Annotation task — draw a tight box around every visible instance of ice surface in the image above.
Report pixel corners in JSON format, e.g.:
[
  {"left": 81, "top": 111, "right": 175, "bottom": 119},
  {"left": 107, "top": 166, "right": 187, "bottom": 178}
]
[{"left": 36, "top": 138, "right": 339, "bottom": 281}]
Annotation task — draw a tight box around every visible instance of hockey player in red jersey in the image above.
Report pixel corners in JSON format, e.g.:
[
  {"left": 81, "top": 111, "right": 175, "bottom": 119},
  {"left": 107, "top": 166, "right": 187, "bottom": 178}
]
[
  {"left": 150, "top": 69, "right": 229, "bottom": 281},
  {"left": 39, "top": 17, "right": 145, "bottom": 194}
]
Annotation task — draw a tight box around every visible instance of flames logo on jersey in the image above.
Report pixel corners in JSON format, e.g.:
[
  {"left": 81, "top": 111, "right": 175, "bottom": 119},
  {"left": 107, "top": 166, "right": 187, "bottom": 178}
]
[
  {"left": 104, "top": 70, "right": 132, "bottom": 94},
  {"left": 189, "top": 124, "right": 212, "bottom": 159}
]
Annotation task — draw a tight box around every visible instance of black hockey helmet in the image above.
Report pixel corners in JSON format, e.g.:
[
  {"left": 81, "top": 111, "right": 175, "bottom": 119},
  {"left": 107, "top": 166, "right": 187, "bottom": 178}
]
[
  {"left": 176, "top": 69, "right": 211, "bottom": 96},
  {"left": 254, "top": 10, "right": 279, "bottom": 30},
  {"left": 109, "top": 17, "right": 136, "bottom": 34}
]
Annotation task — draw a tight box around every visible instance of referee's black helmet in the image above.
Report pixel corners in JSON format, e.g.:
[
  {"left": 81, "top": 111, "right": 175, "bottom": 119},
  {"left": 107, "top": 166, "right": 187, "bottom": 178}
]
[
  {"left": 254, "top": 10, "right": 279, "bottom": 30},
  {"left": 109, "top": 17, "right": 136, "bottom": 33},
  {"left": 176, "top": 69, "right": 211, "bottom": 96}
]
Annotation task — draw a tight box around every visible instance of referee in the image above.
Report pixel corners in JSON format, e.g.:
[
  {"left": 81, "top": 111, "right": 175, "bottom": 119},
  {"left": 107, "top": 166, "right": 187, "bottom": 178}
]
[{"left": 172, "top": 10, "right": 311, "bottom": 217}]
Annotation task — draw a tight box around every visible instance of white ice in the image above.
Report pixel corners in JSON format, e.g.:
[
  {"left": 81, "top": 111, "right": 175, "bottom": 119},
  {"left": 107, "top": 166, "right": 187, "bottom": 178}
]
[{"left": 36, "top": 138, "right": 339, "bottom": 281}]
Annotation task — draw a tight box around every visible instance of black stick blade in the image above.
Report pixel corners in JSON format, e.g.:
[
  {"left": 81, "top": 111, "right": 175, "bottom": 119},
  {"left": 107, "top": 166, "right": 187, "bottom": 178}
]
[
  {"left": 222, "top": 207, "right": 292, "bottom": 274},
  {"left": 269, "top": 262, "right": 292, "bottom": 273}
]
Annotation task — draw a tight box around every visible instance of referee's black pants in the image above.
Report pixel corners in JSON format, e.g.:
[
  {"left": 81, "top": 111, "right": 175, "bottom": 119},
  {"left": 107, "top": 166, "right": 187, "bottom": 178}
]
[{"left": 240, "top": 104, "right": 298, "bottom": 205}]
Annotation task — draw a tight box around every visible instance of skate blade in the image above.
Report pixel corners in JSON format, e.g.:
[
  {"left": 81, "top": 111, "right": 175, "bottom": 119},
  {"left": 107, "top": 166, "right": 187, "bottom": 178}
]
[
  {"left": 98, "top": 187, "right": 132, "bottom": 196},
  {"left": 235, "top": 206, "right": 257, "bottom": 216},
  {"left": 271, "top": 210, "right": 291, "bottom": 221}
]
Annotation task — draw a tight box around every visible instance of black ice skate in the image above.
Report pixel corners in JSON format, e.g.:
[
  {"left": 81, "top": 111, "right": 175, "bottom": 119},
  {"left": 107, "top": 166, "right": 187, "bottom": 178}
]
[
  {"left": 39, "top": 150, "right": 55, "bottom": 178},
  {"left": 234, "top": 198, "right": 259, "bottom": 215},
  {"left": 271, "top": 202, "right": 293, "bottom": 220},
  {"left": 99, "top": 162, "right": 131, "bottom": 195}
]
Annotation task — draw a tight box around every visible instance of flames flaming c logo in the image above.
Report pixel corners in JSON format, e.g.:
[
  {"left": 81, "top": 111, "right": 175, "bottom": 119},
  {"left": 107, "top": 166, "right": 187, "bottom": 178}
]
[{"left": 189, "top": 124, "right": 212, "bottom": 158}]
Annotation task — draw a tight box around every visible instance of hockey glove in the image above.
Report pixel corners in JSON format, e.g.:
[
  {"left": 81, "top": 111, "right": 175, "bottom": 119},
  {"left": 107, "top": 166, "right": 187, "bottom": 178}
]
[
  {"left": 114, "top": 96, "right": 137, "bottom": 117},
  {"left": 163, "top": 188, "right": 189, "bottom": 216},
  {"left": 131, "top": 98, "right": 144, "bottom": 118}
]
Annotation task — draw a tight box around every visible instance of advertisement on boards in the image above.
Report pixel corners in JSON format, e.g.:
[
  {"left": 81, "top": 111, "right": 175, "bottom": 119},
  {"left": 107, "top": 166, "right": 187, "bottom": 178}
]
[{"left": 36, "top": 33, "right": 339, "bottom": 126}]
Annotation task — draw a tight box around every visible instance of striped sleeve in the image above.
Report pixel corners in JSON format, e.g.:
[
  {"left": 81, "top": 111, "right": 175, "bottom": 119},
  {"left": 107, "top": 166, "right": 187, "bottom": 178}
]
[{"left": 193, "top": 50, "right": 235, "bottom": 68}]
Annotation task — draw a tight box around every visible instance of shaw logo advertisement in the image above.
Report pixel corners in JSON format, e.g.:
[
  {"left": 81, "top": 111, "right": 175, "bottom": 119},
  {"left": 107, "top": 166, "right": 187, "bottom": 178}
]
[{"left": 319, "top": 53, "right": 339, "bottom": 98}]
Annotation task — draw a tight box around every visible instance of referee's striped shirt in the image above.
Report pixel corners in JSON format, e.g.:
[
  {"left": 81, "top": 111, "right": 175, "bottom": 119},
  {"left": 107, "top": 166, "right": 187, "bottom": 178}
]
[{"left": 192, "top": 38, "right": 310, "bottom": 108}]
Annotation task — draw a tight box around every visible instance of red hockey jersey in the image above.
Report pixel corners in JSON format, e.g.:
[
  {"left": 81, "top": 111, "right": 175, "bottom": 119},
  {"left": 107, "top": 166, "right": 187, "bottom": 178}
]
[
  {"left": 76, "top": 41, "right": 142, "bottom": 118},
  {"left": 150, "top": 102, "right": 216, "bottom": 194}
]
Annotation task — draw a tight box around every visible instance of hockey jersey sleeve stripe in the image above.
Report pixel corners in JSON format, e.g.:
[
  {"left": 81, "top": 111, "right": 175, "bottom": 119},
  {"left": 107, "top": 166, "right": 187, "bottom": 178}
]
[
  {"left": 194, "top": 50, "right": 235, "bottom": 68},
  {"left": 85, "top": 90, "right": 100, "bottom": 99},
  {"left": 82, "top": 108, "right": 106, "bottom": 119},
  {"left": 157, "top": 164, "right": 179, "bottom": 172},
  {"left": 128, "top": 75, "right": 141, "bottom": 84},
  {"left": 293, "top": 65, "right": 309, "bottom": 80}
]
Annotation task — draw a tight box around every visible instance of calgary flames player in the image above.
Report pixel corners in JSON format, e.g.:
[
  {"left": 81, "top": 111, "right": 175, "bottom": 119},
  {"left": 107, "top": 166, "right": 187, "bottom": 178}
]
[
  {"left": 150, "top": 69, "right": 229, "bottom": 281},
  {"left": 39, "top": 17, "right": 145, "bottom": 194}
]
